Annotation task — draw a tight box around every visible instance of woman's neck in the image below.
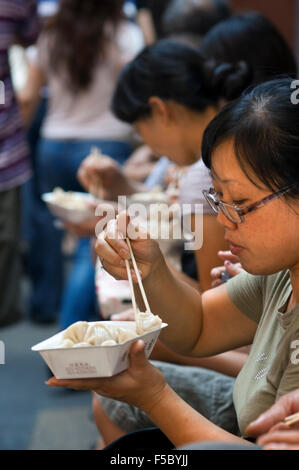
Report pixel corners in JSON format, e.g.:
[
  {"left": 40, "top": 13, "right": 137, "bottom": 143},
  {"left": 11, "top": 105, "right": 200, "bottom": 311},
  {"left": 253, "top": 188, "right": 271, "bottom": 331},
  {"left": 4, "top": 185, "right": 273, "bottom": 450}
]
[{"left": 185, "top": 106, "right": 219, "bottom": 157}]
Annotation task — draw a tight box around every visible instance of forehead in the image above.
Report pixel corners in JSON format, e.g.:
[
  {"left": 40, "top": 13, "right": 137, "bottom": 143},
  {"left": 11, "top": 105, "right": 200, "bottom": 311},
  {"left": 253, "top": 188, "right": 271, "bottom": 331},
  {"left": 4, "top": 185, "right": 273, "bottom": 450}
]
[{"left": 210, "top": 139, "right": 257, "bottom": 189}]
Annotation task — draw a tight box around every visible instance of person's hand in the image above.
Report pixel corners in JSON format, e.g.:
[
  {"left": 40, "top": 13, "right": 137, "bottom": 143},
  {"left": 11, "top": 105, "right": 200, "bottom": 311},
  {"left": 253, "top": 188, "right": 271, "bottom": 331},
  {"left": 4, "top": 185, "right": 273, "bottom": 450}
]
[
  {"left": 246, "top": 389, "right": 299, "bottom": 450},
  {"left": 210, "top": 251, "right": 243, "bottom": 288},
  {"left": 256, "top": 422, "right": 299, "bottom": 450},
  {"left": 77, "top": 151, "right": 127, "bottom": 201},
  {"left": 46, "top": 339, "right": 168, "bottom": 413},
  {"left": 111, "top": 309, "right": 135, "bottom": 321},
  {"left": 95, "top": 211, "right": 163, "bottom": 282}
]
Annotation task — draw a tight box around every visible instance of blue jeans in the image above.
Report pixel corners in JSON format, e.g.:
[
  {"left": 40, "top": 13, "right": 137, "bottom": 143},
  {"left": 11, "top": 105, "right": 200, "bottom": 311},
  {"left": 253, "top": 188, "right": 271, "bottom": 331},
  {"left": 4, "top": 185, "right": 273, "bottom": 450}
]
[{"left": 26, "top": 138, "right": 132, "bottom": 324}]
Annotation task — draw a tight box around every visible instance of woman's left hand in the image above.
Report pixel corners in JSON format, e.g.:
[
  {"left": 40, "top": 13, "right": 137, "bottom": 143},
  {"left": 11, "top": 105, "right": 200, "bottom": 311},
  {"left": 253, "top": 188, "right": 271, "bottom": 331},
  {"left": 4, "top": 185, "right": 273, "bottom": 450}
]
[{"left": 46, "top": 340, "right": 167, "bottom": 413}]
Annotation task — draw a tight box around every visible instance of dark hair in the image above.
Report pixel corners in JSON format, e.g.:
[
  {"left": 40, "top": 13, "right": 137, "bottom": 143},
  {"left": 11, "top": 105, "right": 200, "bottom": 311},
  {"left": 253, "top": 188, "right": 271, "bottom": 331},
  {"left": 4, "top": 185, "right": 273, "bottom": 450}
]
[
  {"left": 112, "top": 10, "right": 297, "bottom": 125},
  {"left": 202, "top": 78, "right": 299, "bottom": 200},
  {"left": 112, "top": 39, "right": 252, "bottom": 123},
  {"left": 46, "top": 0, "right": 124, "bottom": 92},
  {"left": 162, "top": 0, "right": 231, "bottom": 39},
  {"left": 200, "top": 12, "right": 297, "bottom": 86}
]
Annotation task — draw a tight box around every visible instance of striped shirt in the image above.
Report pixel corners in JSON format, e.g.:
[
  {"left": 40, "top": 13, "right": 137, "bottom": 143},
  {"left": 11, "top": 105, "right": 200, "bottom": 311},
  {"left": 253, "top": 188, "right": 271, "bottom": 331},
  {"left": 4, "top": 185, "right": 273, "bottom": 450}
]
[{"left": 0, "top": 0, "right": 39, "bottom": 191}]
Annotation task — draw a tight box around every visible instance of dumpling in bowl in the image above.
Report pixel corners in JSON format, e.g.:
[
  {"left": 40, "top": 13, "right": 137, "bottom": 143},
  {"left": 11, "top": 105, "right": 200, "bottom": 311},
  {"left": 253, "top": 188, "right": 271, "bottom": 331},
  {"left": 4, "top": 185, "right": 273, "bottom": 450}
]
[
  {"left": 115, "top": 326, "right": 138, "bottom": 344},
  {"left": 135, "top": 310, "right": 162, "bottom": 335},
  {"left": 60, "top": 321, "right": 91, "bottom": 347},
  {"left": 60, "top": 321, "right": 114, "bottom": 347}
]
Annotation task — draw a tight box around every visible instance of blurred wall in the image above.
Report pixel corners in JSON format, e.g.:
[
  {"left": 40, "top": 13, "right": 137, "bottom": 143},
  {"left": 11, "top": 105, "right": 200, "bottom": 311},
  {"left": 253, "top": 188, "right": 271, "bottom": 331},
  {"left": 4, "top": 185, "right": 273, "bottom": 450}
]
[{"left": 231, "top": 0, "right": 299, "bottom": 71}]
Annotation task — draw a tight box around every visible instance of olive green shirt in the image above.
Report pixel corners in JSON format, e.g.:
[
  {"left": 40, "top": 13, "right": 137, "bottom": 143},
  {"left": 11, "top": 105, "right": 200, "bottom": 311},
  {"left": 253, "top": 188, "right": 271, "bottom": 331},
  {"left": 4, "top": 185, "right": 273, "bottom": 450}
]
[{"left": 226, "top": 269, "right": 299, "bottom": 436}]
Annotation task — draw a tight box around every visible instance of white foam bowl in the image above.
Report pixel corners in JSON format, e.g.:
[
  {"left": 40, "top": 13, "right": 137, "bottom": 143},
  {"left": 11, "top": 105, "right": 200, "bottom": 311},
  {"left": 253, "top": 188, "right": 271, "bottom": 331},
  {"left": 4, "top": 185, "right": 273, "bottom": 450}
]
[
  {"left": 32, "top": 321, "right": 167, "bottom": 379},
  {"left": 41, "top": 191, "right": 97, "bottom": 224}
]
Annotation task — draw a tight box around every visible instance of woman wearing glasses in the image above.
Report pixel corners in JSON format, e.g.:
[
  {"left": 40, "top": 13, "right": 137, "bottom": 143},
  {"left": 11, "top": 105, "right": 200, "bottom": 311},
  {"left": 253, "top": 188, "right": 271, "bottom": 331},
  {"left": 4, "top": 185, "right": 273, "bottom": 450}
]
[{"left": 48, "top": 77, "right": 299, "bottom": 449}]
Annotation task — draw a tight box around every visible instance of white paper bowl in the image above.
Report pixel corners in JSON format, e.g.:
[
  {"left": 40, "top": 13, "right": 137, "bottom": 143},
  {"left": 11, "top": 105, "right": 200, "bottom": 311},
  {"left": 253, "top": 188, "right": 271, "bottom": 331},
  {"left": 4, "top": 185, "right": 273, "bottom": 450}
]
[
  {"left": 31, "top": 321, "right": 167, "bottom": 378},
  {"left": 41, "top": 191, "right": 97, "bottom": 224}
]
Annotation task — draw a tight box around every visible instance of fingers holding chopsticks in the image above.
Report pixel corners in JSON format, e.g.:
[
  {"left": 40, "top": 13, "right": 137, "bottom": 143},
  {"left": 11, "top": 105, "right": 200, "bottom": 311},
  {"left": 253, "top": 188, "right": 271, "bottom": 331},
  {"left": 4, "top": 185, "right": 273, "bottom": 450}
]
[{"left": 95, "top": 210, "right": 163, "bottom": 282}]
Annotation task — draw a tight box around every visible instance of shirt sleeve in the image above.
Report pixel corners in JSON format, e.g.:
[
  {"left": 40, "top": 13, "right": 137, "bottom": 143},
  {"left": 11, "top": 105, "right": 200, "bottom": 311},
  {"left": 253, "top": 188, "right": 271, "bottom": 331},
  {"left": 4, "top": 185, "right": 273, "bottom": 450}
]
[
  {"left": 179, "top": 159, "right": 214, "bottom": 215},
  {"left": 226, "top": 271, "right": 265, "bottom": 323},
  {"left": 16, "top": 0, "right": 40, "bottom": 46}
]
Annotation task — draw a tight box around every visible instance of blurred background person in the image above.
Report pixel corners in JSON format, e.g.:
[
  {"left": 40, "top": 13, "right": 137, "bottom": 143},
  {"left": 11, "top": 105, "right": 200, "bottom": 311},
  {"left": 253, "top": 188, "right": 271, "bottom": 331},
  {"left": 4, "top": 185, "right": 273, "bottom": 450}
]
[
  {"left": 19, "top": 0, "right": 144, "bottom": 326},
  {"left": 0, "top": 0, "right": 39, "bottom": 327}
]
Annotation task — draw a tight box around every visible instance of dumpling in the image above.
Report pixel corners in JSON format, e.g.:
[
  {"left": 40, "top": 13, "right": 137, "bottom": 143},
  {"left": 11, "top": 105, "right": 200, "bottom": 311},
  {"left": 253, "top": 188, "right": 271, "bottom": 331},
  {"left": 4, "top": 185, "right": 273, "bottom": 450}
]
[
  {"left": 136, "top": 310, "right": 162, "bottom": 335},
  {"left": 58, "top": 312, "right": 162, "bottom": 349},
  {"left": 61, "top": 321, "right": 91, "bottom": 344},
  {"left": 59, "top": 321, "right": 119, "bottom": 347},
  {"left": 115, "top": 326, "right": 138, "bottom": 343},
  {"left": 101, "top": 340, "right": 117, "bottom": 346},
  {"left": 60, "top": 339, "right": 75, "bottom": 348},
  {"left": 86, "top": 323, "right": 115, "bottom": 345}
]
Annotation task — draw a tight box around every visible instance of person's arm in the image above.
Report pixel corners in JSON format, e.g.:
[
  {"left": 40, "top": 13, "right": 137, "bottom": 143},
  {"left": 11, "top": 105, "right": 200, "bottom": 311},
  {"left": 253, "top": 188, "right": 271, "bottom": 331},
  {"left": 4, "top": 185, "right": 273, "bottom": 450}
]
[
  {"left": 136, "top": 8, "right": 156, "bottom": 45},
  {"left": 111, "top": 309, "right": 249, "bottom": 377},
  {"left": 17, "top": 61, "right": 45, "bottom": 127},
  {"left": 136, "top": 251, "right": 257, "bottom": 357},
  {"left": 146, "top": 384, "right": 248, "bottom": 447},
  {"left": 96, "top": 211, "right": 258, "bottom": 357},
  {"left": 150, "top": 340, "right": 248, "bottom": 377},
  {"left": 47, "top": 340, "right": 250, "bottom": 447}
]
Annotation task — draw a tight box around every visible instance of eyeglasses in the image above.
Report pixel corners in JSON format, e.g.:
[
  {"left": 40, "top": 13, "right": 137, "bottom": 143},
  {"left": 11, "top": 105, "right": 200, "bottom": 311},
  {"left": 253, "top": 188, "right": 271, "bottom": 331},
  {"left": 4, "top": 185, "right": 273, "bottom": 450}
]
[{"left": 202, "top": 184, "right": 299, "bottom": 224}]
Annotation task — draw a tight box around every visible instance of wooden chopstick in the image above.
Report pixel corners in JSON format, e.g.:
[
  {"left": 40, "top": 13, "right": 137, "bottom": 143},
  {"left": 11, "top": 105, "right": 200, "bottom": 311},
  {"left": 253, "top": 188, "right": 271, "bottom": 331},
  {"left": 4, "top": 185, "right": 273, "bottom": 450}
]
[
  {"left": 89, "top": 147, "right": 103, "bottom": 200},
  {"left": 126, "top": 237, "right": 151, "bottom": 313},
  {"left": 284, "top": 411, "right": 299, "bottom": 427},
  {"left": 124, "top": 257, "right": 138, "bottom": 322}
]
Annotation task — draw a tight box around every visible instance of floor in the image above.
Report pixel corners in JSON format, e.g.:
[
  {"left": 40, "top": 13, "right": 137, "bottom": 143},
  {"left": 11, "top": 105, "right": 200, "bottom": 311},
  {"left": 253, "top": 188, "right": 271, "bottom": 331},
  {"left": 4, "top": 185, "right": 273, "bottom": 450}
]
[{"left": 0, "top": 315, "right": 99, "bottom": 450}]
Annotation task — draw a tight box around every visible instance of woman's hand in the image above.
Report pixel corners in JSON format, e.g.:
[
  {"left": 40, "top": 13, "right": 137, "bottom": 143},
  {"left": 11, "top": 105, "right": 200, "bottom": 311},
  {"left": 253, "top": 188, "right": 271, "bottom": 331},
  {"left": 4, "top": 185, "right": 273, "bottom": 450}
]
[
  {"left": 77, "top": 151, "right": 129, "bottom": 201},
  {"left": 246, "top": 389, "right": 299, "bottom": 450},
  {"left": 46, "top": 340, "right": 168, "bottom": 413},
  {"left": 95, "top": 211, "right": 164, "bottom": 282},
  {"left": 256, "top": 422, "right": 299, "bottom": 450},
  {"left": 210, "top": 251, "right": 243, "bottom": 288}
]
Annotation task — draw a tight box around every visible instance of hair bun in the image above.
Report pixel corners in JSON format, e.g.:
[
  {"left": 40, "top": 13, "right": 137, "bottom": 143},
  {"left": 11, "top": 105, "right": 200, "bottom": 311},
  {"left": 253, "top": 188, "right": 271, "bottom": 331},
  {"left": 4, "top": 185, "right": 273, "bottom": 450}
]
[{"left": 203, "top": 60, "right": 252, "bottom": 100}]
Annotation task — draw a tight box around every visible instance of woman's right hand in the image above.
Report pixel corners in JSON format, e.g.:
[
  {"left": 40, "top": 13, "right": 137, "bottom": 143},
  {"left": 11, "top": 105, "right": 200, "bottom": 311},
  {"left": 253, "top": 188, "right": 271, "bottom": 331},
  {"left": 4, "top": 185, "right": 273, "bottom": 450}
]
[
  {"left": 77, "top": 150, "right": 124, "bottom": 200},
  {"left": 95, "top": 211, "right": 164, "bottom": 283}
]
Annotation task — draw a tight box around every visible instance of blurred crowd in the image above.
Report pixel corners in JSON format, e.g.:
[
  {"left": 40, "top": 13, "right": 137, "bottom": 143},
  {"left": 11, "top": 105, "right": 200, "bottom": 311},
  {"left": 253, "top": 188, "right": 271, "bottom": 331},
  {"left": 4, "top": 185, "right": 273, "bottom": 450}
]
[{"left": 1, "top": 0, "right": 299, "bottom": 452}]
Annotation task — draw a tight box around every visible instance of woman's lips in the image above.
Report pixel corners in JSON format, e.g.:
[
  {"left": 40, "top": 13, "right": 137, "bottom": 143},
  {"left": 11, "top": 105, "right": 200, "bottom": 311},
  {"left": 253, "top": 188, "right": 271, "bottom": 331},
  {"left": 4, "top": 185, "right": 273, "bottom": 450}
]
[{"left": 227, "top": 241, "right": 244, "bottom": 256}]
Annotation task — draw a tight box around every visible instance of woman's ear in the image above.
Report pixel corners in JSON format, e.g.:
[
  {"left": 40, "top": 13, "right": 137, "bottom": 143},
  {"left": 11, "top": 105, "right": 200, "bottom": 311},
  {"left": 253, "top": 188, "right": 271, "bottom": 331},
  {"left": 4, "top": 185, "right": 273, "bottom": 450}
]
[{"left": 148, "top": 96, "right": 172, "bottom": 126}]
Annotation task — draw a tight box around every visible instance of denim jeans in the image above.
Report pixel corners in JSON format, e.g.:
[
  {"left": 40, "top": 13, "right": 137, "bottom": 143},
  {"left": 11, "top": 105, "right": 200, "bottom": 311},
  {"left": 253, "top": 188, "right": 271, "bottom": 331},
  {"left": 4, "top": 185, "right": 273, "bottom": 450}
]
[{"left": 25, "top": 137, "right": 132, "bottom": 324}]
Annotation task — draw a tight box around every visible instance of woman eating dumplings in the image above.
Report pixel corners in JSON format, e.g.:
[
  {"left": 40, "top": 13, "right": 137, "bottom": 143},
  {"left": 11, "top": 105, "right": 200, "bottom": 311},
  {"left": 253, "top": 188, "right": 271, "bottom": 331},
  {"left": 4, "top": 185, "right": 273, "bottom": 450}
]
[{"left": 47, "top": 78, "right": 299, "bottom": 449}]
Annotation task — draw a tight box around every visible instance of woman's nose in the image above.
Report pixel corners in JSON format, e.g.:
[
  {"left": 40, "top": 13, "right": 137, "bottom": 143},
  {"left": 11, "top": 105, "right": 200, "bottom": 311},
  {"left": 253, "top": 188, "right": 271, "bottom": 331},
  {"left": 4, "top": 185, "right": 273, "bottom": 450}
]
[{"left": 217, "top": 210, "right": 237, "bottom": 230}]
